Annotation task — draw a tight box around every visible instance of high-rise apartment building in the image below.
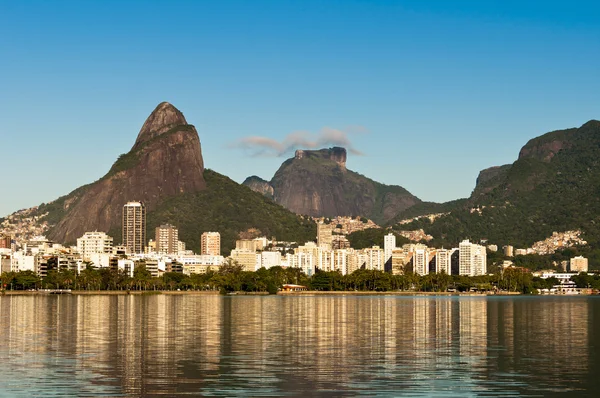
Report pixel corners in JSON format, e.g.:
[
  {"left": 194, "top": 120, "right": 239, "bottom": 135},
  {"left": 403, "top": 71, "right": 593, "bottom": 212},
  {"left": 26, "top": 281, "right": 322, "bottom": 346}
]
[
  {"left": 459, "top": 240, "right": 487, "bottom": 276},
  {"left": 390, "top": 248, "right": 411, "bottom": 275},
  {"left": 435, "top": 248, "right": 455, "bottom": 275},
  {"left": 413, "top": 248, "right": 432, "bottom": 276},
  {"left": 155, "top": 224, "right": 179, "bottom": 254},
  {"left": 201, "top": 232, "right": 221, "bottom": 256},
  {"left": 570, "top": 256, "right": 588, "bottom": 273},
  {"left": 365, "top": 246, "right": 384, "bottom": 271},
  {"left": 0, "top": 234, "right": 11, "bottom": 249},
  {"left": 122, "top": 201, "right": 146, "bottom": 254},
  {"left": 317, "top": 223, "right": 333, "bottom": 249},
  {"left": 76, "top": 231, "right": 113, "bottom": 260},
  {"left": 384, "top": 233, "right": 396, "bottom": 265}
]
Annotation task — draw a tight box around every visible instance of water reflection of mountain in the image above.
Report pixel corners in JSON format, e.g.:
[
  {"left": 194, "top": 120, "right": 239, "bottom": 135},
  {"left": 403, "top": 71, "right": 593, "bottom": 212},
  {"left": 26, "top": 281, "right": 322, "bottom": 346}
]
[{"left": 0, "top": 295, "right": 597, "bottom": 396}]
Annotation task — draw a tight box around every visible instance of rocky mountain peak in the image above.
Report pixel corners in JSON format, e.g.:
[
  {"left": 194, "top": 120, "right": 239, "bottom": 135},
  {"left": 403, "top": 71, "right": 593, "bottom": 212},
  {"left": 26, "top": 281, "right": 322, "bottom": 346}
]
[
  {"left": 244, "top": 146, "right": 419, "bottom": 223},
  {"left": 45, "top": 101, "right": 206, "bottom": 244},
  {"left": 133, "top": 102, "right": 188, "bottom": 149},
  {"left": 294, "top": 147, "right": 347, "bottom": 168}
]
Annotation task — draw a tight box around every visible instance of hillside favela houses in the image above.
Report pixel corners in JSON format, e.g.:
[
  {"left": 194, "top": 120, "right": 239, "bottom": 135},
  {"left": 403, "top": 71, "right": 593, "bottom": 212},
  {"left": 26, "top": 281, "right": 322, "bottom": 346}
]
[{"left": 0, "top": 204, "right": 595, "bottom": 294}]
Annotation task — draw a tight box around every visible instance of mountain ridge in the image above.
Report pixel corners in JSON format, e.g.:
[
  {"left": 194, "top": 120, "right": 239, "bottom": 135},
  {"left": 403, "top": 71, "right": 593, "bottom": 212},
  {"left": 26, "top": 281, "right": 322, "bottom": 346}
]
[
  {"left": 397, "top": 119, "right": 600, "bottom": 251},
  {"left": 243, "top": 147, "right": 421, "bottom": 224}
]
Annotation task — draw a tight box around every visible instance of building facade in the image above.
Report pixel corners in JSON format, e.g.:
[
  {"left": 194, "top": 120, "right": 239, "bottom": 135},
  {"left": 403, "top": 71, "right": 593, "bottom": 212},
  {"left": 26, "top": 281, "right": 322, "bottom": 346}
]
[
  {"left": 155, "top": 224, "right": 179, "bottom": 255},
  {"left": 317, "top": 223, "right": 333, "bottom": 249},
  {"left": 76, "top": 231, "right": 113, "bottom": 260},
  {"left": 0, "top": 234, "right": 11, "bottom": 249},
  {"left": 384, "top": 233, "right": 396, "bottom": 265},
  {"left": 570, "top": 256, "right": 589, "bottom": 273},
  {"left": 201, "top": 232, "right": 221, "bottom": 256},
  {"left": 122, "top": 201, "right": 146, "bottom": 254},
  {"left": 459, "top": 240, "right": 487, "bottom": 276},
  {"left": 435, "top": 249, "right": 455, "bottom": 275}
]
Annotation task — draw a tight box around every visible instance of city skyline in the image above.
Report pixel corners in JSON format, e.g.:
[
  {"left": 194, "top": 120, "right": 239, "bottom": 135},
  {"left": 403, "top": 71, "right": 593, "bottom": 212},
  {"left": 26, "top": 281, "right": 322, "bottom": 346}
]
[{"left": 2, "top": 1, "right": 600, "bottom": 216}]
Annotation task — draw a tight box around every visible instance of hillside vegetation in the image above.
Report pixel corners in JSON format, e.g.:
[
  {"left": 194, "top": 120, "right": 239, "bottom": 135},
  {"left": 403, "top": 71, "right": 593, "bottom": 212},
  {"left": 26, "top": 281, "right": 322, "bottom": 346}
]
[
  {"left": 401, "top": 120, "right": 600, "bottom": 252},
  {"left": 108, "top": 169, "right": 316, "bottom": 255}
]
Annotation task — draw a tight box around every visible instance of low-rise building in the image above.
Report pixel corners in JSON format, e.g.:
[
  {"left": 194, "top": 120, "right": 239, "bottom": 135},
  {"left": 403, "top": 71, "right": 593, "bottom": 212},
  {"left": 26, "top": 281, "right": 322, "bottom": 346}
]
[
  {"left": 230, "top": 249, "right": 259, "bottom": 272},
  {"left": 77, "top": 231, "right": 113, "bottom": 260}
]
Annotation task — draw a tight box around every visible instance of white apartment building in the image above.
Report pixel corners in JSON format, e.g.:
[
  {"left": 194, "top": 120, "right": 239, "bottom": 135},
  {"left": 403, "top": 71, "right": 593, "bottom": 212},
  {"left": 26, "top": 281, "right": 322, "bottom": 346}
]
[
  {"left": 413, "top": 248, "right": 431, "bottom": 276},
  {"left": 258, "top": 251, "right": 282, "bottom": 269},
  {"left": 286, "top": 252, "right": 316, "bottom": 276},
  {"left": 155, "top": 224, "right": 179, "bottom": 255},
  {"left": 117, "top": 259, "right": 135, "bottom": 278},
  {"left": 570, "top": 256, "right": 588, "bottom": 273},
  {"left": 384, "top": 233, "right": 396, "bottom": 265},
  {"left": 177, "top": 254, "right": 225, "bottom": 267},
  {"left": 87, "top": 253, "right": 111, "bottom": 269},
  {"left": 459, "top": 240, "right": 487, "bottom": 276},
  {"left": 333, "top": 249, "right": 350, "bottom": 275},
  {"left": 77, "top": 231, "right": 113, "bottom": 260},
  {"left": 365, "top": 246, "right": 384, "bottom": 271},
  {"left": 11, "top": 252, "right": 36, "bottom": 272},
  {"left": 435, "top": 248, "right": 455, "bottom": 275}
]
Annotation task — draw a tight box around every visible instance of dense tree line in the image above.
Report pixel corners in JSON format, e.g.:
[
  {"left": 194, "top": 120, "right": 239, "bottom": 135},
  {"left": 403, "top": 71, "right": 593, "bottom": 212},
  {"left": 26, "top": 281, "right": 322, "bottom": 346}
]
[{"left": 0, "top": 264, "right": 583, "bottom": 294}]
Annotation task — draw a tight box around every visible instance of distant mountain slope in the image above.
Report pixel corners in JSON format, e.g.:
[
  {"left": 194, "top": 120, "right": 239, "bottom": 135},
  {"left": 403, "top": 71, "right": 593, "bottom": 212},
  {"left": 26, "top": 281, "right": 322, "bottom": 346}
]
[
  {"left": 12, "top": 102, "right": 315, "bottom": 253},
  {"left": 243, "top": 147, "right": 420, "bottom": 224},
  {"left": 390, "top": 199, "right": 468, "bottom": 224},
  {"left": 242, "top": 176, "right": 274, "bottom": 199},
  {"left": 402, "top": 120, "right": 600, "bottom": 248}
]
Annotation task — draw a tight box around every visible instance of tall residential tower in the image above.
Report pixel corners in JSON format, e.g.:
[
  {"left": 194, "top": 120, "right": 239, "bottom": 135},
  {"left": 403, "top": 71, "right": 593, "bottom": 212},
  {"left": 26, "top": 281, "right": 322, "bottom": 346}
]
[
  {"left": 155, "top": 224, "right": 179, "bottom": 255},
  {"left": 122, "top": 201, "right": 146, "bottom": 254},
  {"left": 201, "top": 232, "right": 221, "bottom": 256}
]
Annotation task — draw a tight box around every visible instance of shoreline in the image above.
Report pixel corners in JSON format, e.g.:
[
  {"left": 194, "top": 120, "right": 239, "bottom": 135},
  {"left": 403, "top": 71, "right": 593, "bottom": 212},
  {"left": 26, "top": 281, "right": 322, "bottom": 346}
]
[
  {"left": 0, "top": 290, "right": 221, "bottom": 296},
  {"left": 1, "top": 289, "right": 520, "bottom": 296},
  {"left": 2, "top": 290, "right": 595, "bottom": 297}
]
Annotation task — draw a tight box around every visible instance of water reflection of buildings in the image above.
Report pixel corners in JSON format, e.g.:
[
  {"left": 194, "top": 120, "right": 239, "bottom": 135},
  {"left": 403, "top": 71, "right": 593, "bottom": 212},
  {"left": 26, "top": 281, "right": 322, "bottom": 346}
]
[
  {"left": 486, "top": 297, "right": 589, "bottom": 393},
  {"left": 0, "top": 295, "right": 594, "bottom": 395}
]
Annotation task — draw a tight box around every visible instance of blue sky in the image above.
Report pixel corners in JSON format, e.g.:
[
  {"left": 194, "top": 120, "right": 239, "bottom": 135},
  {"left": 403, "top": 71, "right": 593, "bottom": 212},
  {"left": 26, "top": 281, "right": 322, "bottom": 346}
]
[{"left": 1, "top": 0, "right": 599, "bottom": 216}]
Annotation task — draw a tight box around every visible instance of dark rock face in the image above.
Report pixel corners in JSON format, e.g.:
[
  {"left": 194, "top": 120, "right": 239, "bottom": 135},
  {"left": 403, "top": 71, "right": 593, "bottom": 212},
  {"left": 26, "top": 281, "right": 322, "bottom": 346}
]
[
  {"left": 294, "top": 147, "right": 347, "bottom": 168},
  {"left": 242, "top": 176, "right": 274, "bottom": 199},
  {"left": 518, "top": 139, "right": 572, "bottom": 162},
  {"left": 244, "top": 147, "right": 420, "bottom": 224},
  {"left": 518, "top": 127, "right": 576, "bottom": 162},
  {"left": 133, "top": 102, "right": 188, "bottom": 149},
  {"left": 48, "top": 102, "right": 206, "bottom": 243},
  {"left": 471, "top": 164, "right": 512, "bottom": 198}
]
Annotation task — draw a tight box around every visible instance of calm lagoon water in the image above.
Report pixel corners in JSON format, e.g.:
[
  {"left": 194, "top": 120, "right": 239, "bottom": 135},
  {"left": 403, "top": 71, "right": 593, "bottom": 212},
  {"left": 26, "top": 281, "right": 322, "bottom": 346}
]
[{"left": 0, "top": 294, "right": 599, "bottom": 397}]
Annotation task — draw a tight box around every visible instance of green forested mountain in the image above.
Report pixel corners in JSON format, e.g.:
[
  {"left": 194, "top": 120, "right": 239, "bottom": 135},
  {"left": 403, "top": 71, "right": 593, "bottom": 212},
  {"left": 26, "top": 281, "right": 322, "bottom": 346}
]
[{"left": 398, "top": 120, "right": 600, "bottom": 249}]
